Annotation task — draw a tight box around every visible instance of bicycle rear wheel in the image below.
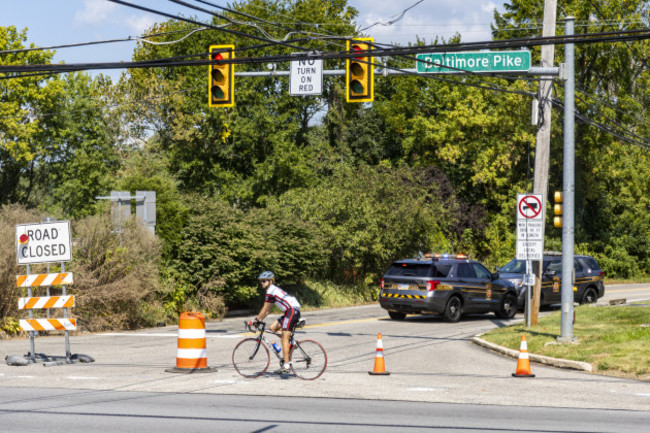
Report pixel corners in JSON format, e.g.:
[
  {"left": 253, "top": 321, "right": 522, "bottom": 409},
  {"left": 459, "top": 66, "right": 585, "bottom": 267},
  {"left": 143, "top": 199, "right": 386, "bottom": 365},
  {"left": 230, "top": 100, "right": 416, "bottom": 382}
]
[
  {"left": 232, "top": 338, "right": 270, "bottom": 378},
  {"left": 290, "top": 339, "right": 327, "bottom": 380}
]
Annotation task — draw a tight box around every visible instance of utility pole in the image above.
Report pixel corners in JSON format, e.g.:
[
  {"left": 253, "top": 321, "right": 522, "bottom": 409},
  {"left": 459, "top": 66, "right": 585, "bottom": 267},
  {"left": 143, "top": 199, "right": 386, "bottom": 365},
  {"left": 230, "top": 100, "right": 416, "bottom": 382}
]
[{"left": 530, "top": 0, "right": 557, "bottom": 326}]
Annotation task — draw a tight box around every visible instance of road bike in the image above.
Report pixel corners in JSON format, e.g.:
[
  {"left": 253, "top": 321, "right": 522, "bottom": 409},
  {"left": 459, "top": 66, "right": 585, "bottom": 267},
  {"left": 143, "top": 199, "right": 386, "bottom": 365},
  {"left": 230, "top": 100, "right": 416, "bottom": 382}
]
[{"left": 232, "top": 318, "right": 327, "bottom": 380}]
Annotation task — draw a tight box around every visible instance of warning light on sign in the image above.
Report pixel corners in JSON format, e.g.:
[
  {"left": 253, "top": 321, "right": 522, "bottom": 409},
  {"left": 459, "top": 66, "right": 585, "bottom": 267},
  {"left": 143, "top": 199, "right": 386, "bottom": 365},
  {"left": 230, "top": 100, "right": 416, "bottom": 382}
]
[{"left": 19, "top": 234, "right": 29, "bottom": 244}]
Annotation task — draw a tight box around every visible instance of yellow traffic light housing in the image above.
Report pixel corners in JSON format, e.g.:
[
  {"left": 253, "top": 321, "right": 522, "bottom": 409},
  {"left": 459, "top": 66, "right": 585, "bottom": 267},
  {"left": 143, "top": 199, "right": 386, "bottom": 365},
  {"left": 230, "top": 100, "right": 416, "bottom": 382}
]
[
  {"left": 346, "top": 38, "right": 374, "bottom": 103},
  {"left": 209, "top": 45, "right": 234, "bottom": 107},
  {"left": 553, "top": 191, "right": 563, "bottom": 228}
]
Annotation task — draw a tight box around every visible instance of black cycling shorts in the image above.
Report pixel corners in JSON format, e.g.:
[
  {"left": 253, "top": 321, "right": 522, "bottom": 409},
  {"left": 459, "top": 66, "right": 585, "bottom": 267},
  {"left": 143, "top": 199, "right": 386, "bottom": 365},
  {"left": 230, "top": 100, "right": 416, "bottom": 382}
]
[{"left": 277, "top": 308, "right": 301, "bottom": 331}]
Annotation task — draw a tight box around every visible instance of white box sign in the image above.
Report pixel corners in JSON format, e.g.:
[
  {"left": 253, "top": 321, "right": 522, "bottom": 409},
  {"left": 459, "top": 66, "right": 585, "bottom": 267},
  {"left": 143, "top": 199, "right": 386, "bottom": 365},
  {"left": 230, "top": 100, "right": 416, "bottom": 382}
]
[
  {"left": 290, "top": 56, "right": 323, "bottom": 96},
  {"left": 16, "top": 221, "right": 72, "bottom": 265}
]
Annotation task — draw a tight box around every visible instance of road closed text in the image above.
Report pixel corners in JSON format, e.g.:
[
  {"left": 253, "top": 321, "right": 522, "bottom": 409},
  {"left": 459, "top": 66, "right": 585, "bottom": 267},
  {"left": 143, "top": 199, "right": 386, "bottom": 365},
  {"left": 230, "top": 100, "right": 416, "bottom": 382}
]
[{"left": 16, "top": 221, "right": 72, "bottom": 265}]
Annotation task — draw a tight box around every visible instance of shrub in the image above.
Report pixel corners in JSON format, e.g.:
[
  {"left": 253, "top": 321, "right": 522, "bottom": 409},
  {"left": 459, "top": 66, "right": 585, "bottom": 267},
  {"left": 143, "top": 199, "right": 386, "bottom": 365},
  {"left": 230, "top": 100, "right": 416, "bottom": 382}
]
[
  {"left": 168, "top": 196, "right": 326, "bottom": 308},
  {"left": 70, "top": 214, "right": 164, "bottom": 330},
  {"left": 0, "top": 204, "right": 48, "bottom": 328},
  {"left": 274, "top": 165, "right": 453, "bottom": 284}
]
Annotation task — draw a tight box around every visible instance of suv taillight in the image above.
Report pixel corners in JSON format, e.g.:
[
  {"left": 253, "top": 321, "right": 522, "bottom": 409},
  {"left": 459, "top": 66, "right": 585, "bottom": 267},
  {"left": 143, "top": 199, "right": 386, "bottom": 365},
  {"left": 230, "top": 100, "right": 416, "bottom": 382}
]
[
  {"left": 426, "top": 280, "right": 440, "bottom": 292},
  {"left": 600, "top": 271, "right": 604, "bottom": 277},
  {"left": 380, "top": 278, "right": 385, "bottom": 289}
]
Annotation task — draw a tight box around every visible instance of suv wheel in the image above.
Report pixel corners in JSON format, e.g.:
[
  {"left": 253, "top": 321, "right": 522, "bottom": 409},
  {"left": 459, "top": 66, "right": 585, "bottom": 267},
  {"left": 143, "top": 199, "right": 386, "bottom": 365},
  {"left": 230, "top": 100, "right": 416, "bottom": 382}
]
[
  {"left": 581, "top": 287, "right": 598, "bottom": 305},
  {"left": 496, "top": 293, "right": 518, "bottom": 319},
  {"left": 388, "top": 311, "right": 406, "bottom": 320},
  {"left": 443, "top": 296, "right": 462, "bottom": 322}
]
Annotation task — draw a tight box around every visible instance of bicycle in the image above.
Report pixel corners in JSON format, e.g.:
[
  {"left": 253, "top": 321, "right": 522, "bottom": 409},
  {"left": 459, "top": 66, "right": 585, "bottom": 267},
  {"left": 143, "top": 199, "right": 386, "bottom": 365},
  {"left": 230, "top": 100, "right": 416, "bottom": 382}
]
[{"left": 232, "top": 318, "right": 327, "bottom": 380}]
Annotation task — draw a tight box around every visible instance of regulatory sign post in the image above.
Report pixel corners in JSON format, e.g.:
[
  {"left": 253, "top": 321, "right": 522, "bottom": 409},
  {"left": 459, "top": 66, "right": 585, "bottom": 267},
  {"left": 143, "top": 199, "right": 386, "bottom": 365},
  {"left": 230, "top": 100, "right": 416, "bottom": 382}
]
[
  {"left": 516, "top": 193, "right": 544, "bottom": 327},
  {"left": 290, "top": 54, "right": 323, "bottom": 96}
]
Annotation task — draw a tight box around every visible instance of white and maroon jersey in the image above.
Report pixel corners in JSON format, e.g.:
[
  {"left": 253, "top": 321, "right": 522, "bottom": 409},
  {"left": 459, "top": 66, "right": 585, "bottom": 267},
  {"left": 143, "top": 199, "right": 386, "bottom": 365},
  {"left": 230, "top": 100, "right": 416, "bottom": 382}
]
[{"left": 265, "top": 283, "right": 300, "bottom": 312}]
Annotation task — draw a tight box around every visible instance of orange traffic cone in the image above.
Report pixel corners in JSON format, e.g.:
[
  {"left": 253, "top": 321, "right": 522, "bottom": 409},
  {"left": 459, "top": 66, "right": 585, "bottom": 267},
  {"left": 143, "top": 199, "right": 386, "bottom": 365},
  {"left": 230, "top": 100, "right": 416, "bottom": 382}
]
[
  {"left": 512, "top": 334, "right": 535, "bottom": 377},
  {"left": 368, "top": 333, "right": 390, "bottom": 375}
]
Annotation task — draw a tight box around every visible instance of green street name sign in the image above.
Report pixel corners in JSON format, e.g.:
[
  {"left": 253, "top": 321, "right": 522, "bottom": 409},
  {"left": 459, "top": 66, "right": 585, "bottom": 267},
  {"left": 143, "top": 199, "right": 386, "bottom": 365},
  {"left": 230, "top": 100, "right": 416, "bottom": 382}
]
[{"left": 416, "top": 51, "right": 531, "bottom": 73}]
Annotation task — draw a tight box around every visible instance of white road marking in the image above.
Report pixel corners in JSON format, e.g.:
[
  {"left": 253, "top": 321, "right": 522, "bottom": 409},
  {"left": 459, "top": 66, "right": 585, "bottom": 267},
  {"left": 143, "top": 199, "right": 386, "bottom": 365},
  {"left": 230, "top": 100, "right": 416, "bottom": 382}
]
[
  {"left": 66, "top": 376, "right": 103, "bottom": 380},
  {"left": 408, "top": 387, "right": 447, "bottom": 392},
  {"left": 101, "top": 333, "right": 239, "bottom": 338}
]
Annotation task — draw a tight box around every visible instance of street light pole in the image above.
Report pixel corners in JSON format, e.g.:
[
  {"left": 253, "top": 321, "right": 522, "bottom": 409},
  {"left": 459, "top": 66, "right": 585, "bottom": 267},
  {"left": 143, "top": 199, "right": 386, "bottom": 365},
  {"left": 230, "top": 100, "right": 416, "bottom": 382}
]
[{"left": 559, "top": 16, "right": 577, "bottom": 342}]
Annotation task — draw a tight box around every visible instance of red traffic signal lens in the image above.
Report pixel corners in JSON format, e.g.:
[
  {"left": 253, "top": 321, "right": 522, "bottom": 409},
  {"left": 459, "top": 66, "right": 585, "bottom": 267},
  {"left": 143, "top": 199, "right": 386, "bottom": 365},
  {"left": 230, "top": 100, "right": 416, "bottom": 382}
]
[
  {"left": 213, "top": 52, "right": 224, "bottom": 61},
  {"left": 351, "top": 44, "right": 364, "bottom": 59}
]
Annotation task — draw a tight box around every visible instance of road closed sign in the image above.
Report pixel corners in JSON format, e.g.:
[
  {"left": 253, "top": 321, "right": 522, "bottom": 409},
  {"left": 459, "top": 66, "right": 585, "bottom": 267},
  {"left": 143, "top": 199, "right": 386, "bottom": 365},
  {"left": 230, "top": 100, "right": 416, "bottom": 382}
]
[{"left": 16, "top": 221, "right": 72, "bottom": 265}]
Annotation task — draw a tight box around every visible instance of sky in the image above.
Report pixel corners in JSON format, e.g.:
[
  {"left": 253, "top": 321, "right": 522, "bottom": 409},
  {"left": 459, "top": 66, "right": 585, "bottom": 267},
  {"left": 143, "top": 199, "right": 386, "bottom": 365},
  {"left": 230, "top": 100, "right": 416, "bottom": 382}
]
[{"left": 0, "top": 0, "right": 506, "bottom": 80}]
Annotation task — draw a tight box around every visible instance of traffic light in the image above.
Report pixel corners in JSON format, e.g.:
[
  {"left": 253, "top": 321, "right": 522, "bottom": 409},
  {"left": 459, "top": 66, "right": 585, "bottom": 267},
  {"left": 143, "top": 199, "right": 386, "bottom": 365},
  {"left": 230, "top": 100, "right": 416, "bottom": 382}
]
[
  {"left": 346, "top": 38, "right": 374, "bottom": 103},
  {"left": 209, "top": 45, "right": 234, "bottom": 107},
  {"left": 553, "top": 191, "right": 563, "bottom": 228}
]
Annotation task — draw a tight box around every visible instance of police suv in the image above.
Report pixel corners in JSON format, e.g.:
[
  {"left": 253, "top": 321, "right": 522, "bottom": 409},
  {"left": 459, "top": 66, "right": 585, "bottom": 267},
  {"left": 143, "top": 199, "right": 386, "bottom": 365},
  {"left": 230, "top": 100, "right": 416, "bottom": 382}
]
[{"left": 378, "top": 254, "right": 519, "bottom": 322}]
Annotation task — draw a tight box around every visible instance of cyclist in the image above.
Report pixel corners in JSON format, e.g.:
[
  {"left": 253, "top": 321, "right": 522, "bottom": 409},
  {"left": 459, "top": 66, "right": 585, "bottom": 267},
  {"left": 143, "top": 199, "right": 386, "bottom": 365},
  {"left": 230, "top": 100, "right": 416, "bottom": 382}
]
[{"left": 251, "top": 271, "right": 301, "bottom": 374}]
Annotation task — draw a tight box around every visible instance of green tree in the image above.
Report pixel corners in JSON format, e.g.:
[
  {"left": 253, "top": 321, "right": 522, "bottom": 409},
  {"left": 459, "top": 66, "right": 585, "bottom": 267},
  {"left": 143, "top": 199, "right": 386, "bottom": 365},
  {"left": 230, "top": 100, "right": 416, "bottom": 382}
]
[
  {"left": 1, "top": 26, "right": 62, "bottom": 204},
  {"left": 122, "top": 0, "right": 358, "bottom": 206},
  {"left": 493, "top": 0, "right": 650, "bottom": 276}
]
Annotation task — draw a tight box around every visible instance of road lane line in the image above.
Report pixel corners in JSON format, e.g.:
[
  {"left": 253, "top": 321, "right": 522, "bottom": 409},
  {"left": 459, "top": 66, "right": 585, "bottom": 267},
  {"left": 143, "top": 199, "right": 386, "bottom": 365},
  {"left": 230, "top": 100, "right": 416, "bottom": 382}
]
[
  {"left": 606, "top": 287, "right": 650, "bottom": 293},
  {"left": 101, "top": 333, "right": 239, "bottom": 338},
  {"left": 238, "top": 316, "right": 388, "bottom": 336}
]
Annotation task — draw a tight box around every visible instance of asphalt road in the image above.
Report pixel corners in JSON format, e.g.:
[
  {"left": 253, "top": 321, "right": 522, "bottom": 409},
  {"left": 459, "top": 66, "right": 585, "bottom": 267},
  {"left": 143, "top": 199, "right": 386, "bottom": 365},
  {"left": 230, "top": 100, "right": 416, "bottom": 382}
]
[
  {"left": 1, "top": 283, "right": 649, "bottom": 431},
  {"left": 2, "top": 388, "right": 650, "bottom": 433}
]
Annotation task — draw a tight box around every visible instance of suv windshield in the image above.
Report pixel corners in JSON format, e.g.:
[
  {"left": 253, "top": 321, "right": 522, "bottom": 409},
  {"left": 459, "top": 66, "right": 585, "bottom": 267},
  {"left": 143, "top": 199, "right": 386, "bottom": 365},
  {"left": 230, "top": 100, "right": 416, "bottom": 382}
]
[{"left": 500, "top": 259, "right": 526, "bottom": 273}]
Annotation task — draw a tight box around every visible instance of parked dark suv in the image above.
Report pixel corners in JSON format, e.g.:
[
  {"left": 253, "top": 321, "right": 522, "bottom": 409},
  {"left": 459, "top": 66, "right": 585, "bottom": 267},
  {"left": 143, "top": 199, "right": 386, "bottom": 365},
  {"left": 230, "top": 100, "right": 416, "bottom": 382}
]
[
  {"left": 378, "top": 254, "right": 519, "bottom": 322},
  {"left": 498, "top": 254, "right": 605, "bottom": 308}
]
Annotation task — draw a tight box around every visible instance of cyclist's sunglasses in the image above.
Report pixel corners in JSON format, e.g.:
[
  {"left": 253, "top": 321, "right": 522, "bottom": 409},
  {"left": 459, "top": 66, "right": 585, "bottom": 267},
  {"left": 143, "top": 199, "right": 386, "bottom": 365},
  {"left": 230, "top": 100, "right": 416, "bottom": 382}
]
[{"left": 259, "top": 279, "right": 271, "bottom": 283}]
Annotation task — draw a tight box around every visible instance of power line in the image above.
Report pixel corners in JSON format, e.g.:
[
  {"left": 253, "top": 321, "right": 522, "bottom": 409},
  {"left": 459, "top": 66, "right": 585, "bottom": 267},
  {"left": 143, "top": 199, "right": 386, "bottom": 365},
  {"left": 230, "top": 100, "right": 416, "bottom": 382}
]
[
  {"left": 106, "top": 0, "right": 314, "bottom": 53},
  {"left": 2, "top": 27, "right": 649, "bottom": 77}
]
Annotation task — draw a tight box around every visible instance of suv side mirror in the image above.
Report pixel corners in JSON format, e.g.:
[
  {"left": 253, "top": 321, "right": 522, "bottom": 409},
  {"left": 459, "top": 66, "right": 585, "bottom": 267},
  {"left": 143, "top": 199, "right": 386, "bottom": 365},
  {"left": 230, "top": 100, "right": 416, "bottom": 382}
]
[{"left": 494, "top": 267, "right": 501, "bottom": 272}]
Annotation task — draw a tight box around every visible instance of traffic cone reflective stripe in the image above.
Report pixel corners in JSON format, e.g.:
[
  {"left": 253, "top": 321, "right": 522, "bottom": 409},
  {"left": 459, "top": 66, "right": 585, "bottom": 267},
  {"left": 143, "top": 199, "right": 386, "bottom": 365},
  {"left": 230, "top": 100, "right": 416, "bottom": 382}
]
[
  {"left": 369, "top": 333, "right": 390, "bottom": 375},
  {"left": 512, "top": 334, "right": 535, "bottom": 377}
]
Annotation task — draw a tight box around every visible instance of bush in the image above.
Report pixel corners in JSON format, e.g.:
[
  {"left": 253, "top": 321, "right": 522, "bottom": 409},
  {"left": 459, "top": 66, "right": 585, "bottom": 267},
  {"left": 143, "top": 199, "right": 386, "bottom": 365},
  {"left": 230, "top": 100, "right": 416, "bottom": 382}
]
[
  {"left": 274, "top": 165, "right": 453, "bottom": 285},
  {"left": 168, "top": 196, "right": 326, "bottom": 308},
  {"left": 0, "top": 204, "right": 48, "bottom": 333},
  {"left": 70, "top": 214, "right": 164, "bottom": 330}
]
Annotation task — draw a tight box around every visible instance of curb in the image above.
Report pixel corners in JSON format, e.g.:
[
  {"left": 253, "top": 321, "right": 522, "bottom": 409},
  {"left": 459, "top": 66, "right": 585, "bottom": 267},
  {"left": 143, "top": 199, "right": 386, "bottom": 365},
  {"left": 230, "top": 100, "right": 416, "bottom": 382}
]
[{"left": 472, "top": 335, "right": 593, "bottom": 372}]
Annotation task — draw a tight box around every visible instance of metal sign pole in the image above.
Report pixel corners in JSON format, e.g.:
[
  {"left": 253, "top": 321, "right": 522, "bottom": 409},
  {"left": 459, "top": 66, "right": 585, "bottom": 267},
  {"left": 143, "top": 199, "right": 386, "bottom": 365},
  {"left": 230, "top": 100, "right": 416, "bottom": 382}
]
[
  {"left": 26, "top": 263, "right": 35, "bottom": 362},
  {"left": 526, "top": 260, "right": 533, "bottom": 328},
  {"left": 62, "top": 260, "right": 71, "bottom": 362}
]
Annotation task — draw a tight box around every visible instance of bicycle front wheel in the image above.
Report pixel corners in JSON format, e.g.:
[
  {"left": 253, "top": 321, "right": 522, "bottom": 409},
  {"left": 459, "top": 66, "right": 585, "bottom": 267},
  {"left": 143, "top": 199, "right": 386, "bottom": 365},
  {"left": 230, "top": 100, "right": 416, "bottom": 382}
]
[
  {"left": 232, "top": 338, "right": 270, "bottom": 378},
  {"left": 290, "top": 339, "right": 327, "bottom": 380}
]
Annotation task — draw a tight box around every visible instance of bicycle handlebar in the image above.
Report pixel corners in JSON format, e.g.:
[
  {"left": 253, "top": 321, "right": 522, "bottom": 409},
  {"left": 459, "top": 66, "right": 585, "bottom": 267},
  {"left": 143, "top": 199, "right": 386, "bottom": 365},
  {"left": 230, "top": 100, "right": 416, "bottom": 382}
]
[{"left": 244, "top": 320, "right": 266, "bottom": 333}]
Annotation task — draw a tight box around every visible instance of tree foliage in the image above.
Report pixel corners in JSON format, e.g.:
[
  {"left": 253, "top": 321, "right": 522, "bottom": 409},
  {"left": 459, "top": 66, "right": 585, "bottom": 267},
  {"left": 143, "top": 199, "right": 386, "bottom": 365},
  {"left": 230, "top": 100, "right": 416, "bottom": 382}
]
[{"left": 2, "top": 0, "right": 649, "bottom": 322}]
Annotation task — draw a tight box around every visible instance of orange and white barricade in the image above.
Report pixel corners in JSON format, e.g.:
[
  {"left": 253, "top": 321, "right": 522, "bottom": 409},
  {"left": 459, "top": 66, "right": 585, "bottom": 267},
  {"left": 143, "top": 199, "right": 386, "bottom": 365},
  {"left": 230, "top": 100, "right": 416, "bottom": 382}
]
[{"left": 166, "top": 312, "right": 217, "bottom": 373}]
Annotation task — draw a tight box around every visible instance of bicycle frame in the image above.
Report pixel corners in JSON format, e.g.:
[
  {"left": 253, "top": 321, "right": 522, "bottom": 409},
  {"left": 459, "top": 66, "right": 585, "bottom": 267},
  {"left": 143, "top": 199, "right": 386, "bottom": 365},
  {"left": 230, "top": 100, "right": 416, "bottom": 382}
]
[{"left": 246, "top": 321, "right": 313, "bottom": 367}]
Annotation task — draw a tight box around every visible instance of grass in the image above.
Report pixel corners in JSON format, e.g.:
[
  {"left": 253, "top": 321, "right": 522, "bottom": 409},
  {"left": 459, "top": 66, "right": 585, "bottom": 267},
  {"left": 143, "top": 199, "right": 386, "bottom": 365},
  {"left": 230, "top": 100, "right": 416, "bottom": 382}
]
[
  {"left": 605, "top": 277, "right": 650, "bottom": 284},
  {"left": 295, "top": 279, "right": 378, "bottom": 311},
  {"left": 481, "top": 304, "right": 650, "bottom": 380}
]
